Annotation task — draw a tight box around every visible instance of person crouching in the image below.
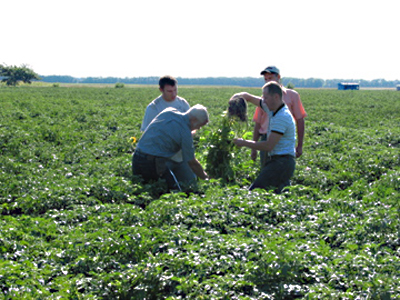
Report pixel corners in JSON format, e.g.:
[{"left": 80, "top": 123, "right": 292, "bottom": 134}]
[{"left": 132, "top": 104, "right": 209, "bottom": 191}]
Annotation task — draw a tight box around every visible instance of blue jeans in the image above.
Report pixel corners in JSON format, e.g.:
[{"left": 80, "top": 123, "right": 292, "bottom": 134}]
[
  {"left": 165, "top": 159, "right": 196, "bottom": 189},
  {"left": 250, "top": 155, "right": 295, "bottom": 193}
]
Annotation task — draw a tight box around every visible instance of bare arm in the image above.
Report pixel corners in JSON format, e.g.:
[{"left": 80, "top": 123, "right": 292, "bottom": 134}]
[
  {"left": 251, "top": 123, "right": 261, "bottom": 161},
  {"left": 233, "top": 132, "right": 282, "bottom": 153},
  {"left": 295, "top": 118, "right": 305, "bottom": 157},
  {"left": 188, "top": 158, "right": 209, "bottom": 180},
  {"left": 253, "top": 122, "right": 261, "bottom": 142},
  {"left": 234, "top": 92, "right": 262, "bottom": 107}
]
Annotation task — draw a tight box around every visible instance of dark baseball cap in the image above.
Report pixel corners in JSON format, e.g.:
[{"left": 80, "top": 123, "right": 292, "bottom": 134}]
[{"left": 260, "top": 66, "right": 280, "bottom": 75}]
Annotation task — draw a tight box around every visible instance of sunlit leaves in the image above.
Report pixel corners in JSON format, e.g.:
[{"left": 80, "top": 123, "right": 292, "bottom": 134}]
[{"left": 0, "top": 87, "right": 399, "bottom": 298}]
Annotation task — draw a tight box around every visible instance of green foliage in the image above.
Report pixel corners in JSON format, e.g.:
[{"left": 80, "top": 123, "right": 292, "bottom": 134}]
[
  {"left": 115, "top": 82, "right": 125, "bottom": 88},
  {"left": 205, "top": 114, "right": 236, "bottom": 181},
  {"left": 204, "top": 111, "right": 252, "bottom": 182},
  {"left": 0, "top": 64, "right": 41, "bottom": 86},
  {"left": 0, "top": 86, "right": 399, "bottom": 299},
  {"left": 286, "top": 82, "right": 295, "bottom": 89}
]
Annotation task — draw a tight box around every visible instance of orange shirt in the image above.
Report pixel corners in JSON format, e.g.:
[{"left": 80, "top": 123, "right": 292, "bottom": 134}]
[{"left": 253, "top": 87, "right": 307, "bottom": 134}]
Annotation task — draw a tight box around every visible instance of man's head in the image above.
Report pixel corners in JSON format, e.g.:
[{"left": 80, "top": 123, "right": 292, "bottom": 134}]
[
  {"left": 159, "top": 75, "right": 178, "bottom": 102},
  {"left": 187, "top": 104, "right": 209, "bottom": 131},
  {"left": 262, "top": 81, "right": 283, "bottom": 111},
  {"left": 260, "top": 66, "right": 281, "bottom": 83}
]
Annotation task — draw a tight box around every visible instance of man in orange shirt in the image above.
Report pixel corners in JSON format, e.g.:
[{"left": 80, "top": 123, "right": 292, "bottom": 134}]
[{"left": 252, "top": 66, "right": 307, "bottom": 167}]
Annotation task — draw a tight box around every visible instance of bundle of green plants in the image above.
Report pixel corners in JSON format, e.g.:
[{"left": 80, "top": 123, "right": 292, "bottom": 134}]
[{"left": 205, "top": 95, "right": 251, "bottom": 182}]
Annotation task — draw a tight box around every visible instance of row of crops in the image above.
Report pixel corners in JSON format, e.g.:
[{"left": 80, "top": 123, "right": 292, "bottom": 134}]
[{"left": 1, "top": 85, "right": 399, "bottom": 299}]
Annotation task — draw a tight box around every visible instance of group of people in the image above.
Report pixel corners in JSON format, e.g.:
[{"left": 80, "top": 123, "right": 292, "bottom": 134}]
[{"left": 132, "top": 66, "right": 307, "bottom": 193}]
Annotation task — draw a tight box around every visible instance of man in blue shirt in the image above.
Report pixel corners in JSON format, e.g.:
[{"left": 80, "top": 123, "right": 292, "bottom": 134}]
[
  {"left": 133, "top": 104, "right": 209, "bottom": 191},
  {"left": 232, "top": 81, "right": 296, "bottom": 193}
]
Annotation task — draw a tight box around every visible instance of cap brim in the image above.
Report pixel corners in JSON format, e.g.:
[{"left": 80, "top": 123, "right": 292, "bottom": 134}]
[{"left": 260, "top": 70, "right": 276, "bottom": 75}]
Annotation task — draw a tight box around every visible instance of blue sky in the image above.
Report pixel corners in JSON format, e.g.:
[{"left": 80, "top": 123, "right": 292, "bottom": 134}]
[{"left": 3, "top": 0, "right": 399, "bottom": 80}]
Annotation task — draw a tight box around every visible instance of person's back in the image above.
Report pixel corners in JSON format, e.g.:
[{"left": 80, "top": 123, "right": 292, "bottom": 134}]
[
  {"left": 132, "top": 104, "right": 209, "bottom": 191},
  {"left": 137, "top": 108, "right": 193, "bottom": 160}
]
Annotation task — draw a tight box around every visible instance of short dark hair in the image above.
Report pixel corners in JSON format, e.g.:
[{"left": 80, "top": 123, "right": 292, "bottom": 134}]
[
  {"left": 264, "top": 81, "right": 282, "bottom": 99},
  {"left": 159, "top": 75, "right": 178, "bottom": 89}
]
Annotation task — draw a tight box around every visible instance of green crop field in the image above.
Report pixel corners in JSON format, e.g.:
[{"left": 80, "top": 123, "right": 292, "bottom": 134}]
[{"left": 1, "top": 85, "right": 399, "bottom": 299}]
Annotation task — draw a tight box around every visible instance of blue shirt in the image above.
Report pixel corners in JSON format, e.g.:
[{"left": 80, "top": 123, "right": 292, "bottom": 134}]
[
  {"left": 261, "top": 101, "right": 296, "bottom": 157},
  {"left": 137, "top": 108, "right": 195, "bottom": 161}
]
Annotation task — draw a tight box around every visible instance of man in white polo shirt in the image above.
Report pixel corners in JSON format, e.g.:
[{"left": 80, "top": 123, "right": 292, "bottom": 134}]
[{"left": 232, "top": 81, "right": 296, "bottom": 193}]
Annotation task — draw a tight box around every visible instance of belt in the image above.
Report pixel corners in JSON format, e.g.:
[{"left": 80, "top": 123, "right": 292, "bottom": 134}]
[
  {"left": 268, "top": 154, "right": 294, "bottom": 159},
  {"left": 134, "top": 149, "right": 158, "bottom": 161}
]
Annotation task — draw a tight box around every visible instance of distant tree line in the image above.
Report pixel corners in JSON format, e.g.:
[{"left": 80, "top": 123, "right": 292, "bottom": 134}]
[{"left": 39, "top": 75, "right": 399, "bottom": 88}]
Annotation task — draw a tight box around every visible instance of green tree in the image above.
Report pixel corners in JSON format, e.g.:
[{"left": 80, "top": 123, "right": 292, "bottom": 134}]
[
  {"left": 0, "top": 64, "right": 41, "bottom": 86},
  {"left": 286, "top": 82, "right": 295, "bottom": 89}
]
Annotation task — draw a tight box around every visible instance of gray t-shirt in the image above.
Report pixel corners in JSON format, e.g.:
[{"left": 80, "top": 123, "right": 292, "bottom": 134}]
[{"left": 140, "top": 95, "right": 190, "bottom": 131}]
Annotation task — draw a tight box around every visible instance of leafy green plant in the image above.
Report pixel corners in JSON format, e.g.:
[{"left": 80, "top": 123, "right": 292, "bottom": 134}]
[
  {"left": 0, "top": 86, "right": 399, "bottom": 299},
  {"left": 204, "top": 111, "right": 252, "bottom": 182}
]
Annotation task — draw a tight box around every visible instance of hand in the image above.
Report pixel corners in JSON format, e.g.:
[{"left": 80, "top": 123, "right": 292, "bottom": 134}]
[
  {"left": 233, "top": 138, "right": 245, "bottom": 147},
  {"left": 230, "top": 92, "right": 247, "bottom": 101},
  {"left": 296, "top": 146, "right": 303, "bottom": 158},
  {"left": 251, "top": 149, "right": 257, "bottom": 161}
]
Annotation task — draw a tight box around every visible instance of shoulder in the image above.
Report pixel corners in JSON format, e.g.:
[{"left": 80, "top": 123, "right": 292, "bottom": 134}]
[
  {"left": 283, "top": 87, "right": 300, "bottom": 99},
  {"left": 276, "top": 106, "right": 294, "bottom": 121},
  {"left": 149, "top": 95, "right": 164, "bottom": 106},
  {"left": 176, "top": 96, "right": 190, "bottom": 106},
  {"left": 176, "top": 95, "right": 188, "bottom": 102}
]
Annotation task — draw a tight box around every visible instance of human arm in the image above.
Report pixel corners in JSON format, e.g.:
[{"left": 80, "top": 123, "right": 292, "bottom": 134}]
[
  {"left": 187, "top": 158, "right": 209, "bottom": 180},
  {"left": 285, "top": 90, "right": 306, "bottom": 157},
  {"left": 233, "top": 92, "right": 262, "bottom": 107},
  {"left": 251, "top": 122, "right": 261, "bottom": 161},
  {"left": 233, "top": 131, "right": 282, "bottom": 153},
  {"left": 295, "top": 118, "right": 305, "bottom": 157}
]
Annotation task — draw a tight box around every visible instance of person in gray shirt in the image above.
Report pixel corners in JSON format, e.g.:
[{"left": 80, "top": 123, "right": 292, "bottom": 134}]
[
  {"left": 133, "top": 104, "right": 209, "bottom": 191},
  {"left": 141, "top": 75, "right": 192, "bottom": 165},
  {"left": 141, "top": 75, "right": 190, "bottom": 132}
]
